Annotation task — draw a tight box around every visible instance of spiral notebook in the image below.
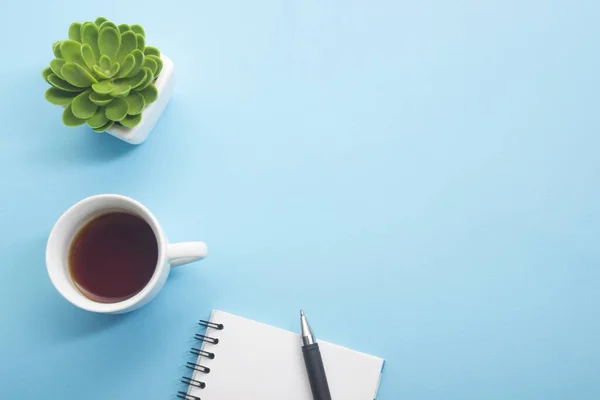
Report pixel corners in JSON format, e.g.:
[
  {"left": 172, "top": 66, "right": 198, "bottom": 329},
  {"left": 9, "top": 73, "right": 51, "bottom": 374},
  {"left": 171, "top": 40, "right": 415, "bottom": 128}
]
[{"left": 178, "top": 310, "right": 385, "bottom": 400}]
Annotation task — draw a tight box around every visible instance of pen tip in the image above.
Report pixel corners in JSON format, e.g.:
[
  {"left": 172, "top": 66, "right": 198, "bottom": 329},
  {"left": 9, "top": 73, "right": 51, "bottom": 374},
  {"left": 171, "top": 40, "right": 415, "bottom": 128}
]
[{"left": 300, "top": 309, "right": 305, "bottom": 317}]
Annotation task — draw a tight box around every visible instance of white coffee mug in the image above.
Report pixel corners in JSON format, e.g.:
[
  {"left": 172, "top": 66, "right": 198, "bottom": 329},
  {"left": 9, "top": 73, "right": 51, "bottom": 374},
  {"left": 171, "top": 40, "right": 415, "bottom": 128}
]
[{"left": 46, "top": 194, "right": 208, "bottom": 314}]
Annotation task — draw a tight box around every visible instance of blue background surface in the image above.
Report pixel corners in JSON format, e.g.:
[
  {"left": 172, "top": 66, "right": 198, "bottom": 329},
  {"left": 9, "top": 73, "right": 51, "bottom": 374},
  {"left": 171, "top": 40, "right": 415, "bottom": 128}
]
[{"left": 1, "top": 1, "right": 599, "bottom": 399}]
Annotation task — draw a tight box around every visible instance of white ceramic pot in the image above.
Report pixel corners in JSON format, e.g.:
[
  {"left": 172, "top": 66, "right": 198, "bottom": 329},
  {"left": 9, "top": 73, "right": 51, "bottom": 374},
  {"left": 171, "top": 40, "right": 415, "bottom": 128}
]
[{"left": 107, "top": 54, "right": 175, "bottom": 145}]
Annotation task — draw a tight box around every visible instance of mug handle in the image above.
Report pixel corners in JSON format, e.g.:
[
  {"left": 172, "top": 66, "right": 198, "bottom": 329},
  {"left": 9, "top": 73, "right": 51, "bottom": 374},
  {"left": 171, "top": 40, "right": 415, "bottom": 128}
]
[{"left": 167, "top": 242, "right": 208, "bottom": 268}]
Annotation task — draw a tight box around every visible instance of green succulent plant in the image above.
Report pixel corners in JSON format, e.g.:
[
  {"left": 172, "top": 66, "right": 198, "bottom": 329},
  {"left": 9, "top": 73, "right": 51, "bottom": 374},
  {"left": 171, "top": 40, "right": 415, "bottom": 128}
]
[{"left": 42, "top": 17, "right": 163, "bottom": 132}]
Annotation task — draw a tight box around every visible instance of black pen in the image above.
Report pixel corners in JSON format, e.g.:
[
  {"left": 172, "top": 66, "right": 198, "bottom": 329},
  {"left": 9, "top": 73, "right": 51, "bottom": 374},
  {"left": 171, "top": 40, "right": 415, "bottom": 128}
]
[{"left": 300, "top": 310, "right": 332, "bottom": 400}]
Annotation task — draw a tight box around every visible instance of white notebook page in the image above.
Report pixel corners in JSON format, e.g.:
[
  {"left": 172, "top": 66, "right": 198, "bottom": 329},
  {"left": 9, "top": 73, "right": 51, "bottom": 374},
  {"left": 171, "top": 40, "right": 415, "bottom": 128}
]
[{"left": 187, "top": 310, "right": 384, "bottom": 400}]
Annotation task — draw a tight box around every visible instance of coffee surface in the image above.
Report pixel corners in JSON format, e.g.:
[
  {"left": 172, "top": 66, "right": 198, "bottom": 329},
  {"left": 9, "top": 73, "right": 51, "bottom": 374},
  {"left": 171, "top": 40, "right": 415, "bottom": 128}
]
[{"left": 69, "top": 212, "right": 158, "bottom": 303}]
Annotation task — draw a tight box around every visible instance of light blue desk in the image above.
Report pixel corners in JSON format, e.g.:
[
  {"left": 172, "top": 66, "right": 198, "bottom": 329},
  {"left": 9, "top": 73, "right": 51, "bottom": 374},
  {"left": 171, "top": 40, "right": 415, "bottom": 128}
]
[{"left": 1, "top": 1, "right": 599, "bottom": 399}]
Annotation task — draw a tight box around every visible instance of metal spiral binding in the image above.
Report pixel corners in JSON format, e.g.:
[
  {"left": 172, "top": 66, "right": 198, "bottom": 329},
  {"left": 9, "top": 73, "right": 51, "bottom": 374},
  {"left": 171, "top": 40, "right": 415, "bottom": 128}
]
[
  {"left": 181, "top": 376, "right": 205, "bottom": 389},
  {"left": 186, "top": 361, "right": 211, "bottom": 373},
  {"left": 179, "top": 318, "right": 224, "bottom": 398},
  {"left": 177, "top": 391, "right": 201, "bottom": 400},
  {"left": 199, "top": 319, "right": 224, "bottom": 330},
  {"left": 194, "top": 334, "right": 219, "bottom": 345},
  {"left": 191, "top": 347, "right": 215, "bottom": 359}
]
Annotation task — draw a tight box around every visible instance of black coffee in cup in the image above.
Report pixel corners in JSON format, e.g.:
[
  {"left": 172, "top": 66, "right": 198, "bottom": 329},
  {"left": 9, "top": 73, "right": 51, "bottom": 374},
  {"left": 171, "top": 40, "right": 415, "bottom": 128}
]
[{"left": 68, "top": 212, "right": 158, "bottom": 303}]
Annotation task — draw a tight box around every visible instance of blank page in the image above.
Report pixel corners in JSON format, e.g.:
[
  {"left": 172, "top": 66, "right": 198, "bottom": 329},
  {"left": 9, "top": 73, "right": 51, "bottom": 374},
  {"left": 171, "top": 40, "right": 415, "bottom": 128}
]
[{"left": 187, "top": 310, "right": 384, "bottom": 400}]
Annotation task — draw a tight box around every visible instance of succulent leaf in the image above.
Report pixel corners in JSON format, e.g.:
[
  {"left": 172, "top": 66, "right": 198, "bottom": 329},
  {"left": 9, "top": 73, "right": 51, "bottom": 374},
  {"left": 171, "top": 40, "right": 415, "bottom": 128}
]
[
  {"left": 118, "top": 24, "right": 130, "bottom": 33},
  {"left": 127, "top": 49, "right": 145, "bottom": 78},
  {"left": 71, "top": 90, "right": 98, "bottom": 119},
  {"left": 144, "top": 46, "right": 160, "bottom": 57},
  {"left": 116, "top": 31, "right": 137, "bottom": 63},
  {"left": 86, "top": 107, "right": 109, "bottom": 128},
  {"left": 110, "top": 82, "right": 132, "bottom": 98},
  {"left": 91, "top": 80, "right": 114, "bottom": 94},
  {"left": 45, "top": 88, "right": 79, "bottom": 106},
  {"left": 147, "top": 55, "right": 163, "bottom": 77},
  {"left": 81, "top": 22, "right": 100, "bottom": 60},
  {"left": 136, "top": 67, "right": 155, "bottom": 90},
  {"left": 52, "top": 41, "right": 63, "bottom": 58},
  {"left": 105, "top": 98, "right": 128, "bottom": 121},
  {"left": 94, "top": 17, "right": 108, "bottom": 26},
  {"left": 89, "top": 92, "right": 113, "bottom": 106},
  {"left": 120, "top": 113, "right": 142, "bottom": 128},
  {"left": 49, "top": 59, "right": 66, "bottom": 79},
  {"left": 125, "top": 92, "right": 145, "bottom": 115},
  {"left": 47, "top": 74, "right": 83, "bottom": 92},
  {"left": 93, "top": 67, "right": 116, "bottom": 80},
  {"left": 138, "top": 84, "right": 158, "bottom": 104},
  {"left": 60, "top": 40, "right": 86, "bottom": 66},
  {"left": 62, "top": 104, "right": 86, "bottom": 126},
  {"left": 61, "top": 62, "right": 98, "bottom": 87},
  {"left": 68, "top": 22, "right": 82, "bottom": 42},
  {"left": 81, "top": 44, "right": 97, "bottom": 70},
  {"left": 92, "top": 65, "right": 116, "bottom": 80},
  {"left": 99, "top": 55, "right": 112, "bottom": 70},
  {"left": 93, "top": 120, "right": 114, "bottom": 132},
  {"left": 117, "top": 68, "right": 147, "bottom": 90},
  {"left": 98, "top": 27, "right": 121, "bottom": 59},
  {"left": 130, "top": 24, "right": 145, "bottom": 37},
  {"left": 142, "top": 57, "right": 158, "bottom": 77},
  {"left": 135, "top": 34, "right": 145, "bottom": 51},
  {"left": 99, "top": 21, "right": 119, "bottom": 32},
  {"left": 42, "top": 67, "right": 53, "bottom": 82},
  {"left": 117, "top": 54, "right": 135, "bottom": 78}
]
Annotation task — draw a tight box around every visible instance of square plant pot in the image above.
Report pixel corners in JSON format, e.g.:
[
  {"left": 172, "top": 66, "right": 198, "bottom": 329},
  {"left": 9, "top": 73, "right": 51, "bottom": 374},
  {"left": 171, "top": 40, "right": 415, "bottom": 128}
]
[{"left": 107, "top": 54, "right": 175, "bottom": 144}]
